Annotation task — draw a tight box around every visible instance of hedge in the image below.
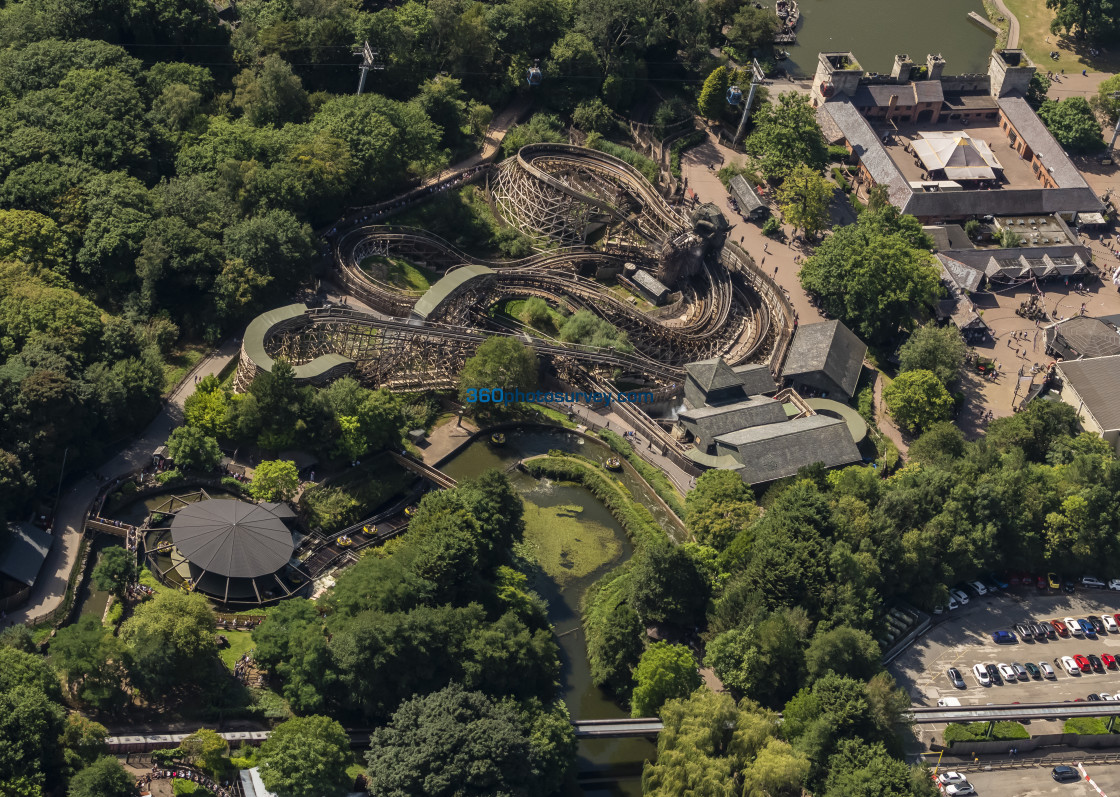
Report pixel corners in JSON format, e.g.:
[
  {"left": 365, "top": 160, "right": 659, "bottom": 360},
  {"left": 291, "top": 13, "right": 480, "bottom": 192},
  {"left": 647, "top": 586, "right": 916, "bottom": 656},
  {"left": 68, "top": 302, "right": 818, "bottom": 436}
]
[
  {"left": 944, "top": 721, "right": 1030, "bottom": 743},
  {"left": 596, "top": 429, "right": 684, "bottom": 517},
  {"left": 1065, "top": 717, "right": 1111, "bottom": 735},
  {"left": 670, "top": 131, "right": 706, "bottom": 180}
]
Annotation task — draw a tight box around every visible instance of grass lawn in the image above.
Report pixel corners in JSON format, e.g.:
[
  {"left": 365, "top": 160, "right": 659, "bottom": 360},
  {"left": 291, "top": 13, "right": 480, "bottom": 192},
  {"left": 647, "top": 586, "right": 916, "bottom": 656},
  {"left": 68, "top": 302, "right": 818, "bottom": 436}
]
[
  {"left": 359, "top": 254, "right": 438, "bottom": 293},
  {"left": 493, "top": 298, "right": 568, "bottom": 336},
  {"left": 301, "top": 454, "right": 420, "bottom": 532},
  {"left": 162, "top": 344, "right": 209, "bottom": 394},
  {"left": 217, "top": 630, "right": 255, "bottom": 671},
  {"left": 1002, "top": 0, "right": 1120, "bottom": 73},
  {"left": 605, "top": 281, "right": 656, "bottom": 313}
]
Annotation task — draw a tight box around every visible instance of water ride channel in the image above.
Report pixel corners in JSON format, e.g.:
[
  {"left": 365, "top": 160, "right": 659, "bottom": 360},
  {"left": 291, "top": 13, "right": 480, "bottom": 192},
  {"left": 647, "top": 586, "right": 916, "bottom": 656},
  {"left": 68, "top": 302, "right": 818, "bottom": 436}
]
[{"left": 441, "top": 426, "right": 684, "bottom": 795}]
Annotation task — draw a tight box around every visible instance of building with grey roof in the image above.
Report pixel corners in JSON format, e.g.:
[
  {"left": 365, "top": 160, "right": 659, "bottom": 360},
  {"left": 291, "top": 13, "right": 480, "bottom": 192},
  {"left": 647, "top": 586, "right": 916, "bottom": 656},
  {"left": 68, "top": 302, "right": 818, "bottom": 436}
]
[
  {"left": 630, "top": 269, "right": 670, "bottom": 305},
  {"left": 683, "top": 358, "right": 751, "bottom": 407},
  {"left": 713, "top": 414, "right": 862, "bottom": 485},
  {"left": 781, "top": 320, "right": 867, "bottom": 399},
  {"left": 143, "top": 499, "right": 311, "bottom": 606},
  {"left": 679, "top": 396, "right": 787, "bottom": 445},
  {"left": 732, "top": 364, "right": 779, "bottom": 396},
  {"left": 1054, "top": 355, "right": 1120, "bottom": 453},
  {"left": 729, "top": 175, "right": 767, "bottom": 219},
  {"left": 0, "top": 523, "right": 51, "bottom": 588},
  {"left": 1046, "top": 316, "right": 1120, "bottom": 360}
]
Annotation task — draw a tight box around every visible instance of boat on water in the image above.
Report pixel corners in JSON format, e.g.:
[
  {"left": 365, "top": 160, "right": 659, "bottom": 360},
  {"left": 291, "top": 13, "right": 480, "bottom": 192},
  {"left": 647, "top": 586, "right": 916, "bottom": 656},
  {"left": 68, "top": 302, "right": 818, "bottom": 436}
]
[
  {"left": 776, "top": 0, "right": 799, "bottom": 29},
  {"left": 605, "top": 457, "right": 622, "bottom": 471},
  {"left": 490, "top": 432, "right": 506, "bottom": 445}
]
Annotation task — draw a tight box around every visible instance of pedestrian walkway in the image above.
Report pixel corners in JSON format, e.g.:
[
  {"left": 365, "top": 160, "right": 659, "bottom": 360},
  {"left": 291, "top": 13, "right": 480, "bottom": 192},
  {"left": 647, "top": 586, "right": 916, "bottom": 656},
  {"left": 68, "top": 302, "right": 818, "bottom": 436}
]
[{"left": 6, "top": 339, "right": 241, "bottom": 627}]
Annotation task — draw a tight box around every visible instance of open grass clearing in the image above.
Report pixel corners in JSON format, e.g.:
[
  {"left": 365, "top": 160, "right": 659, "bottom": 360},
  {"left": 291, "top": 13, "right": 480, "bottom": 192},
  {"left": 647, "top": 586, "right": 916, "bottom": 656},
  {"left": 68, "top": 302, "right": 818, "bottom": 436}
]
[
  {"left": 1003, "top": 0, "right": 1120, "bottom": 73},
  {"left": 359, "top": 254, "right": 439, "bottom": 293}
]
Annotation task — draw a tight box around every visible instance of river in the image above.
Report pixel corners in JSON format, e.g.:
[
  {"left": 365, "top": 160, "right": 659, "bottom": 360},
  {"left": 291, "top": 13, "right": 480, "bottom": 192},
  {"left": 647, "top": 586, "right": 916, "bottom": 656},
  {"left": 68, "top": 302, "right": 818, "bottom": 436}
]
[
  {"left": 441, "top": 428, "right": 675, "bottom": 796},
  {"left": 785, "top": 0, "right": 998, "bottom": 78}
]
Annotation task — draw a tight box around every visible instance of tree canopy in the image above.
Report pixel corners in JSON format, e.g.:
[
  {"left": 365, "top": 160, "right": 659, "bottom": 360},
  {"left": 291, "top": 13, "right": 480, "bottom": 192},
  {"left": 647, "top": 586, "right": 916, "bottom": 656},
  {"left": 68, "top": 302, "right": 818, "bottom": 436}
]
[
  {"left": 1038, "top": 97, "right": 1106, "bottom": 152},
  {"left": 798, "top": 206, "right": 939, "bottom": 345},
  {"left": 258, "top": 715, "right": 351, "bottom": 797},
  {"left": 745, "top": 92, "right": 828, "bottom": 181},
  {"left": 883, "top": 370, "right": 954, "bottom": 435},
  {"left": 777, "top": 163, "right": 833, "bottom": 237},
  {"left": 897, "top": 325, "right": 967, "bottom": 387}
]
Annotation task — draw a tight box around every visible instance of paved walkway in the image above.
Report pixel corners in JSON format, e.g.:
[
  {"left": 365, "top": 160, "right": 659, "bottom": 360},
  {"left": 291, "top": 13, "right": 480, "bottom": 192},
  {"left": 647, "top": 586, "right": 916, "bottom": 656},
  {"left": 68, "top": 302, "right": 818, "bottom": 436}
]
[
  {"left": 418, "top": 415, "right": 479, "bottom": 466},
  {"left": 6, "top": 340, "right": 241, "bottom": 627},
  {"left": 990, "top": 0, "right": 1020, "bottom": 48}
]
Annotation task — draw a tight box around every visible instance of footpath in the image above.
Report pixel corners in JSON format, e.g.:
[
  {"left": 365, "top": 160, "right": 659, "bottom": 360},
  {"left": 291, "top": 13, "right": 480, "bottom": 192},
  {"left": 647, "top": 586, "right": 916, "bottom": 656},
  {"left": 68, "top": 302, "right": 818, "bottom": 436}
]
[{"left": 6, "top": 340, "right": 241, "bottom": 628}]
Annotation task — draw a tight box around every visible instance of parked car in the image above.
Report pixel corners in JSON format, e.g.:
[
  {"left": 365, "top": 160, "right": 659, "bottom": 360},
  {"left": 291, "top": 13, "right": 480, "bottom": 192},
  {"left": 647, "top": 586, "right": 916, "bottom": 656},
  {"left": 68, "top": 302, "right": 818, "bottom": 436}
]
[
  {"left": 992, "top": 630, "right": 1017, "bottom": 644},
  {"left": 945, "top": 784, "right": 976, "bottom": 797},
  {"left": 973, "top": 663, "right": 991, "bottom": 686},
  {"left": 1024, "top": 661, "right": 1042, "bottom": 679},
  {"left": 951, "top": 589, "right": 969, "bottom": 605},
  {"left": 1062, "top": 656, "right": 1081, "bottom": 675},
  {"left": 948, "top": 667, "right": 966, "bottom": 689},
  {"left": 1052, "top": 765, "right": 1079, "bottom": 782},
  {"left": 968, "top": 581, "right": 988, "bottom": 596},
  {"left": 1065, "top": 617, "right": 1084, "bottom": 637},
  {"left": 1012, "top": 662, "right": 1029, "bottom": 680},
  {"left": 1052, "top": 619, "right": 1070, "bottom": 637},
  {"left": 1101, "top": 693, "right": 1117, "bottom": 701},
  {"left": 997, "top": 663, "right": 1017, "bottom": 681},
  {"left": 1088, "top": 692, "right": 1103, "bottom": 701},
  {"left": 1090, "top": 616, "right": 1107, "bottom": 635},
  {"left": 1063, "top": 580, "right": 1076, "bottom": 593},
  {"left": 1014, "top": 622, "right": 1032, "bottom": 640},
  {"left": 982, "top": 579, "right": 1000, "bottom": 594},
  {"left": 1082, "top": 575, "right": 1106, "bottom": 589},
  {"left": 1103, "top": 615, "right": 1119, "bottom": 633},
  {"left": 1038, "top": 621, "right": 1057, "bottom": 640},
  {"left": 1103, "top": 653, "right": 1117, "bottom": 669},
  {"left": 986, "top": 663, "right": 1003, "bottom": 685},
  {"left": 1075, "top": 654, "right": 1092, "bottom": 672},
  {"left": 1109, "top": 578, "right": 1120, "bottom": 590},
  {"left": 1037, "top": 575, "right": 1048, "bottom": 590},
  {"left": 1040, "top": 661, "right": 1056, "bottom": 679},
  {"left": 1049, "top": 573, "right": 1061, "bottom": 590},
  {"left": 988, "top": 573, "right": 1009, "bottom": 589},
  {"left": 1089, "top": 654, "right": 1105, "bottom": 673},
  {"left": 938, "top": 772, "right": 968, "bottom": 785},
  {"left": 948, "top": 596, "right": 960, "bottom": 610},
  {"left": 1080, "top": 618, "right": 1099, "bottom": 638}
]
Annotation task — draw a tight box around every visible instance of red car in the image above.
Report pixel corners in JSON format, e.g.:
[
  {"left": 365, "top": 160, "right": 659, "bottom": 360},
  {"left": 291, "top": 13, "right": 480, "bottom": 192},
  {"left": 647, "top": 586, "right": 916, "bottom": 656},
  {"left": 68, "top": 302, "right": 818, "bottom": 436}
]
[
  {"left": 1104, "top": 654, "right": 1118, "bottom": 670},
  {"left": 1052, "top": 619, "right": 1070, "bottom": 637},
  {"left": 1037, "top": 575, "right": 1048, "bottom": 590},
  {"left": 1075, "top": 654, "right": 1092, "bottom": 672},
  {"left": 1113, "top": 613, "right": 1120, "bottom": 628}
]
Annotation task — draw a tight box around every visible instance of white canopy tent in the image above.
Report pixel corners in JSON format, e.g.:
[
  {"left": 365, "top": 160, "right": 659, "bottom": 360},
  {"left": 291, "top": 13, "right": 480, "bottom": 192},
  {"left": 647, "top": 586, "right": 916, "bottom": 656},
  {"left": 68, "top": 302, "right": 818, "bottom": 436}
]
[{"left": 911, "top": 132, "right": 1003, "bottom": 181}]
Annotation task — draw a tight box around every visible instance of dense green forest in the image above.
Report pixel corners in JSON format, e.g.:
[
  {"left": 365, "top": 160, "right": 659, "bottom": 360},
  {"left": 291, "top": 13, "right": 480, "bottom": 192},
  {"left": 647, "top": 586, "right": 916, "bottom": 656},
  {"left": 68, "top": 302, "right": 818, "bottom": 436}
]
[{"left": 0, "top": 0, "right": 779, "bottom": 525}]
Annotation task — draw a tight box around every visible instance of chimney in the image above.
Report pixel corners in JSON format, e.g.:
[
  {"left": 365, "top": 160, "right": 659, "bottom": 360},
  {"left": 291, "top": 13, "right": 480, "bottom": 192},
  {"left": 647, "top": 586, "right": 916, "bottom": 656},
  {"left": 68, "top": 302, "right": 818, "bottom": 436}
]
[
  {"left": 892, "top": 54, "right": 913, "bottom": 83},
  {"left": 926, "top": 53, "right": 946, "bottom": 81}
]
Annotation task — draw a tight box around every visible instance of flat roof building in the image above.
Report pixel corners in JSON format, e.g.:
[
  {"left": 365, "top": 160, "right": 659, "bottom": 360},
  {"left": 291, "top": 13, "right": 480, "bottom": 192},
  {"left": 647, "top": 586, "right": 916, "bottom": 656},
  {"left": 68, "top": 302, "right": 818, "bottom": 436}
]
[{"left": 1054, "top": 356, "right": 1120, "bottom": 453}]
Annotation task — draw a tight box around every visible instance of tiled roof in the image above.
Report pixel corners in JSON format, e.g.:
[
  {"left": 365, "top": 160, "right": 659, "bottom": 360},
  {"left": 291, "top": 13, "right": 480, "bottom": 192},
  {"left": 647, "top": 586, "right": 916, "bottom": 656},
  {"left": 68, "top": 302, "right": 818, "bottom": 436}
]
[
  {"left": 685, "top": 358, "right": 744, "bottom": 393},
  {"left": 998, "top": 94, "right": 1092, "bottom": 190},
  {"left": 714, "top": 415, "right": 862, "bottom": 485},
  {"left": 821, "top": 98, "right": 913, "bottom": 210},
  {"left": 781, "top": 320, "right": 868, "bottom": 398},
  {"left": 680, "top": 397, "right": 787, "bottom": 439},
  {"left": 731, "top": 364, "right": 779, "bottom": 395},
  {"left": 0, "top": 523, "right": 51, "bottom": 587},
  {"left": 729, "top": 175, "right": 765, "bottom": 213}
]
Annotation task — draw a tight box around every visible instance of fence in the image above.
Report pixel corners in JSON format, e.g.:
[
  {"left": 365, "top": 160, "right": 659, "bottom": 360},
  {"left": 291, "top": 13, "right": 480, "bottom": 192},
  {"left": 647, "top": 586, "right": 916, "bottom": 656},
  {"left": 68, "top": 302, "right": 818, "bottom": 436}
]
[{"left": 941, "top": 733, "right": 1120, "bottom": 757}]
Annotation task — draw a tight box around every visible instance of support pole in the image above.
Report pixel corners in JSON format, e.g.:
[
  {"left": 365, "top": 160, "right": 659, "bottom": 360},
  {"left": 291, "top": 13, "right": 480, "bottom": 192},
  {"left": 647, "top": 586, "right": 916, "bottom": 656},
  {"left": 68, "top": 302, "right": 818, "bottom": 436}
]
[
  {"left": 1107, "top": 93, "right": 1120, "bottom": 154},
  {"left": 733, "top": 59, "right": 766, "bottom": 147},
  {"left": 353, "top": 41, "right": 384, "bottom": 96}
]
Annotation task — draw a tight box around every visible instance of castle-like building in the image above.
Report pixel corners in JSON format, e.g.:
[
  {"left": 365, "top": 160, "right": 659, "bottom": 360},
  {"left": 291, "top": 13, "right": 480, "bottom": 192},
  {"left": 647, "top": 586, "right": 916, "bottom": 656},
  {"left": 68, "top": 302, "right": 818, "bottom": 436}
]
[{"left": 811, "top": 49, "right": 1104, "bottom": 223}]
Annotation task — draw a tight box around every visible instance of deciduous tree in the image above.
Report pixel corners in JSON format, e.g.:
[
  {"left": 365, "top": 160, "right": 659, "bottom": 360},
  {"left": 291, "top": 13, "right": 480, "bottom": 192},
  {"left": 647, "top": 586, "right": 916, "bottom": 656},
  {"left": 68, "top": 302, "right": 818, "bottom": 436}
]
[
  {"left": 259, "top": 715, "right": 351, "bottom": 797},
  {"left": 248, "top": 460, "right": 300, "bottom": 502},
  {"left": 745, "top": 92, "right": 828, "bottom": 180},
  {"left": 631, "top": 642, "right": 701, "bottom": 717},
  {"left": 165, "top": 425, "right": 221, "bottom": 472},
  {"left": 898, "top": 325, "right": 967, "bottom": 386},
  {"left": 777, "top": 163, "right": 833, "bottom": 237},
  {"left": 92, "top": 546, "right": 138, "bottom": 599},
  {"left": 882, "top": 370, "right": 953, "bottom": 435}
]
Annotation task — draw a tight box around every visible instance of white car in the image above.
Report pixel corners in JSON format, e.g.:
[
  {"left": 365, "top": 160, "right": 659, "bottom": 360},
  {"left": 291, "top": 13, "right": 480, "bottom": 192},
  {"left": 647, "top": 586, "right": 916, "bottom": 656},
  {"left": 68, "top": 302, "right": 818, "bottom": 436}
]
[
  {"left": 946, "top": 784, "right": 976, "bottom": 797},
  {"left": 1082, "top": 575, "right": 1106, "bottom": 589},
  {"left": 973, "top": 663, "right": 991, "bottom": 686},
  {"left": 997, "top": 663, "right": 1017, "bottom": 681},
  {"left": 948, "top": 596, "right": 960, "bottom": 610},
  {"left": 1062, "top": 655, "right": 1081, "bottom": 675},
  {"left": 1104, "top": 615, "right": 1119, "bottom": 633},
  {"left": 969, "top": 581, "right": 988, "bottom": 596},
  {"left": 951, "top": 588, "right": 970, "bottom": 605},
  {"left": 1101, "top": 693, "right": 1117, "bottom": 701},
  {"left": 938, "top": 772, "right": 968, "bottom": 785},
  {"left": 1109, "top": 579, "right": 1120, "bottom": 590},
  {"left": 1065, "top": 617, "right": 1085, "bottom": 636},
  {"left": 1040, "top": 661, "right": 1056, "bottom": 679}
]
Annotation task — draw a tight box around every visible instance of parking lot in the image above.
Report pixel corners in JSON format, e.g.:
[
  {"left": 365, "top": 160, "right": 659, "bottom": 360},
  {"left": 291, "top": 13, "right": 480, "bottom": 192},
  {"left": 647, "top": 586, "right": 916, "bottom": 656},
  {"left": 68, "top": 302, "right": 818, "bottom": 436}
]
[
  {"left": 961, "top": 763, "right": 1120, "bottom": 797},
  {"left": 890, "top": 588, "right": 1120, "bottom": 737}
]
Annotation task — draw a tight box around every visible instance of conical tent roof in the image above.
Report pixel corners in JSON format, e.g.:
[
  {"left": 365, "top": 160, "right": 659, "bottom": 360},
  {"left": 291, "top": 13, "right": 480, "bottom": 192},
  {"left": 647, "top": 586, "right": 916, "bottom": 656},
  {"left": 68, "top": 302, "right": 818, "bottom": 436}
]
[{"left": 171, "top": 499, "right": 294, "bottom": 579}]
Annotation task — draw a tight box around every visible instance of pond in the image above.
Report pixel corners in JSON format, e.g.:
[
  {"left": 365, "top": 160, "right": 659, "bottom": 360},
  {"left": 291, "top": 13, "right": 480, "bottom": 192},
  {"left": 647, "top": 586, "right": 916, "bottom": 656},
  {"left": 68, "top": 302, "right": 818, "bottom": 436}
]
[
  {"left": 442, "top": 428, "right": 677, "bottom": 796},
  {"left": 785, "top": 0, "right": 998, "bottom": 78}
]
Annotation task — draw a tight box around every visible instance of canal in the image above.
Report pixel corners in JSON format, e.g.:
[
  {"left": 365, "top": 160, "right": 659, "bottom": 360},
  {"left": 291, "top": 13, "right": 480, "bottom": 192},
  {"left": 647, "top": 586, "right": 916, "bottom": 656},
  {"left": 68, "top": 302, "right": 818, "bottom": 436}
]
[
  {"left": 441, "top": 428, "right": 676, "bottom": 796},
  {"left": 785, "top": 0, "right": 998, "bottom": 78}
]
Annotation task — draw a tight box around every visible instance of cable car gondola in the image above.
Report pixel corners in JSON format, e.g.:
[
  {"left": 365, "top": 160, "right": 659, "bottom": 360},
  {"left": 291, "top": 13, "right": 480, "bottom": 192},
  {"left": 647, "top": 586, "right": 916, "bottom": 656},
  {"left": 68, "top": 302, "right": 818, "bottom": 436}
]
[
  {"left": 727, "top": 85, "right": 743, "bottom": 105},
  {"left": 527, "top": 60, "right": 542, "bottom": 87}
]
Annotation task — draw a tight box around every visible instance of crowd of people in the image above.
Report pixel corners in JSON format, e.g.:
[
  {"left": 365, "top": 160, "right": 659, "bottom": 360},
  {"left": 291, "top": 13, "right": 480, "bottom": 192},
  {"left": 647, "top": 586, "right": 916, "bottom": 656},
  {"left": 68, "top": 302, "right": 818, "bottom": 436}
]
[{"left": 137, "top": 765, "right": 233, "bottom": 797}]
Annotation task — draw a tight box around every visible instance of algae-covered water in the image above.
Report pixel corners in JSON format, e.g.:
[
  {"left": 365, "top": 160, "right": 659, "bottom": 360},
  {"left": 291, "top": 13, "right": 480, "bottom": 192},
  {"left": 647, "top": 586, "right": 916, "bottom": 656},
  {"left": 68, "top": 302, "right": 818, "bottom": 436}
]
[{"left": 441, "top": 428, "right": 673, "bottom": 795}]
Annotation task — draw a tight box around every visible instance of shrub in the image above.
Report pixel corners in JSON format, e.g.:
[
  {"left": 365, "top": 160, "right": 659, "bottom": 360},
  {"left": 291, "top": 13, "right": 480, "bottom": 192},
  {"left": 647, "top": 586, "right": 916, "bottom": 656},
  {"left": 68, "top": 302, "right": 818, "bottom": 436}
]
[
  {"left": 1065, "top": 717, "right": 1110, "bottom": 735},
  {"left": 220, "top": 477, "right": 243, "bottom": 493},
  {"left": 156, "top": 469, "right": 183, "bottom": 485},
  {"left": 964, "top": 219, "right": 980, "bottom": 239},
  {"left": 830, "top": 167, "right": 851, "bottom": 192},
  {"left": 105, "top": 600, "right": 124, "bottom": 629},
  {"left": 669, "top": 131, "right": 706, "bottom": 179},
  {"left": 761, "top": 217, "right": 781, "bottom": 237},
  {"left": 653, "top": 98, "right": 691, "bottom": 137},
  {"left": 828, "top": 144, "right": 850, "bottom": 162},
  {"left": 943, "top": 721, "right": 1029, "bottom": 744},
  {"left": 589, "top": 139, "right": 659, "bottom": 185}
]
